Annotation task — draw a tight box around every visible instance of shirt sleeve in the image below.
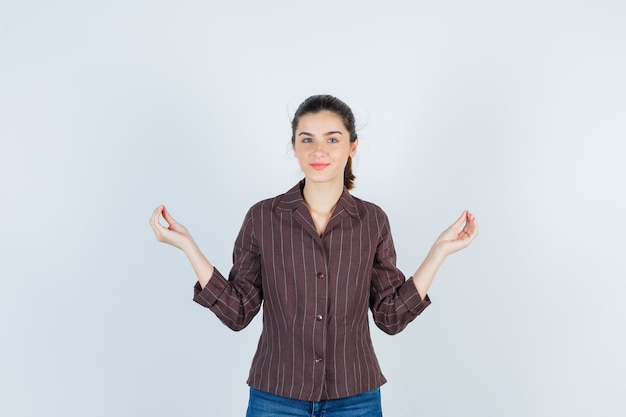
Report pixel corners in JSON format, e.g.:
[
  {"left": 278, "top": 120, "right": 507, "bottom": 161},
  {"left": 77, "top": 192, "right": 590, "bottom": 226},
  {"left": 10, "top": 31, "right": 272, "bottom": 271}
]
[
  {"left": 193, "top": 207, "right": 263, "bottom": 331},
  {"left": 369, "top": 210, "right": 431, "bottom": 335}
]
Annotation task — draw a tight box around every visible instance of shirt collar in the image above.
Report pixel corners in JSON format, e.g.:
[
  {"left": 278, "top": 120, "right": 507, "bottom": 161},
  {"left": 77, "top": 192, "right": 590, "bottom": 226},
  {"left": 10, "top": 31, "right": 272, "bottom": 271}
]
[{"left": 276, "top": 180, "right": 360, "bottom": 220}]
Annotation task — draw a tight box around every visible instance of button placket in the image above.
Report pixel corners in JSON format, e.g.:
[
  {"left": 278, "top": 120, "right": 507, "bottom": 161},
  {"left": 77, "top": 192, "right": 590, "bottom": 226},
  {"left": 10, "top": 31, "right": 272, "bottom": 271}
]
[{"left": 312, "top": 254, "right": 328, "bottom": 384}]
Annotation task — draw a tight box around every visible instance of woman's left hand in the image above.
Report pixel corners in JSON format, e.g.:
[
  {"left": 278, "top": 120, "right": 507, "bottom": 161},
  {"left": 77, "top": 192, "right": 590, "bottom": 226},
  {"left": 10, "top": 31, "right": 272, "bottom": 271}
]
[{"left": 433, "top": 210, "right": 478, "bottom": 256}]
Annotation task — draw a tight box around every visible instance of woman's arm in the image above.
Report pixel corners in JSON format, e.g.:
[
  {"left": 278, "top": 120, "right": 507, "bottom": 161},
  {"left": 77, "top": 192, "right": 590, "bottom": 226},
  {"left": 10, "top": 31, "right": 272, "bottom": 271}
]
[
  {"left": 412, "top": 210, "right": 478, "bottom": 297},
  {"left": 150, "top": 204, "right": 264, "bottom": 331},
  {"left": 369, "top": 209, "right": 478, "bottom": 334},
  {"left": 149, "top": 205, "right": 215, "bottom": 288}
]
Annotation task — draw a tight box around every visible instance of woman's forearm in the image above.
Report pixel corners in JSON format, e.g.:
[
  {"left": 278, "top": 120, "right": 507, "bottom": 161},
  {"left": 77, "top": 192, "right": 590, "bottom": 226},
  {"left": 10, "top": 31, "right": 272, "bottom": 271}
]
[
  {"left": 183, "top": 240, "right": 215, "bottom": 289},
  {"left": 411, "top": 246, "right": 447, "bottom": 299}
]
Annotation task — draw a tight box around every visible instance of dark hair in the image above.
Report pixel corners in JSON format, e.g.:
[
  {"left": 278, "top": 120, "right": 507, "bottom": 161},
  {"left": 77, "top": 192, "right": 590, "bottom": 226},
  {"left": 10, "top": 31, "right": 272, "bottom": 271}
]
[{"left": 291, "top": 94, "right": 358, "bottom": 190}]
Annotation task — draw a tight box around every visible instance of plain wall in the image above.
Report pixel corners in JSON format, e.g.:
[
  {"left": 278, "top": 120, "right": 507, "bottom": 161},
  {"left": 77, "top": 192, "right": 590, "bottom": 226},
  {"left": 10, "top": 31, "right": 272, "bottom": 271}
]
[{"left": 1, "top": 1, "right": 624, "bottom": 416}]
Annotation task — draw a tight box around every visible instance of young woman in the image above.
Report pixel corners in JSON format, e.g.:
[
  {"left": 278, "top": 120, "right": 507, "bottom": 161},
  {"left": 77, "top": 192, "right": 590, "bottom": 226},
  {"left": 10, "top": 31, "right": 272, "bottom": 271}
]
[{"left": 150, "top": 95, "right": 478, "bottom": 417}]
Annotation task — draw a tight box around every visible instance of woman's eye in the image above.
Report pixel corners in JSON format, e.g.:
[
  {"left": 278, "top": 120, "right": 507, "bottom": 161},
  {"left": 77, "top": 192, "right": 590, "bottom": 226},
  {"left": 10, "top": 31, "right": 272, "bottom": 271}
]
[
  {"left": 328, "top": 138, "right": 339, "bottom": 143},
  {"left": 302, "top": 138, "right": 312, "bottom": 143}
]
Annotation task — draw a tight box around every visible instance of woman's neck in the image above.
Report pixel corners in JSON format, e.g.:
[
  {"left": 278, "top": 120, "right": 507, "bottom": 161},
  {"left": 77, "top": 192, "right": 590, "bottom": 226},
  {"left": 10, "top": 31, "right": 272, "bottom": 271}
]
[
  {"left": 302, "top": 180, "right": 344, "bottom": 214},
  {"left": 301, "top": 180, "right": 344, "bottom": 236}
]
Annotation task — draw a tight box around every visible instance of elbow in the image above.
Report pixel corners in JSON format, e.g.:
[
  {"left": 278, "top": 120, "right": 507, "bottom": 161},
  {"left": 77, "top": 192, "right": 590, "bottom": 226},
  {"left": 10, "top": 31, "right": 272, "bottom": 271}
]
[
  {"left": 220, "top": 315, "right": 252, "bottom": 332},
  {"left": 211, "top": 301, "right": 260, "bottom": 332},
  {"left": 374, "top": 320, "right": 409, "bottom": 336},
  {"left": 229, "top": 323, "right": 248, "bottom": 332}
]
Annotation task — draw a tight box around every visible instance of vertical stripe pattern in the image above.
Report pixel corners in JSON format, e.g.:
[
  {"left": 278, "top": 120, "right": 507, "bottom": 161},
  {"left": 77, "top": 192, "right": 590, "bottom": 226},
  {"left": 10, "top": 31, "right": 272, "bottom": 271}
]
[{"left": 193, "top": 182, "right": 431, "bottom": 401}]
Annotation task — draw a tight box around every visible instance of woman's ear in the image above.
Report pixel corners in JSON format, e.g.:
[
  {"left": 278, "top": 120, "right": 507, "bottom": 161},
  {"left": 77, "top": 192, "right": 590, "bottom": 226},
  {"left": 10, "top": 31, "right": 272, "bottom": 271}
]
[{"left": 350, "top": 138, "right": 359, "bottom": 157}]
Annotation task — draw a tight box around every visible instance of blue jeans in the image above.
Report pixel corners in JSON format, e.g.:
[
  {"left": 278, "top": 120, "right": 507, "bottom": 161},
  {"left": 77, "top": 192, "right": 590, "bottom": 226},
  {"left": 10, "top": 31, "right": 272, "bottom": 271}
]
[{"left": 246, "top": 387, "right": 383, "bottom": 417}]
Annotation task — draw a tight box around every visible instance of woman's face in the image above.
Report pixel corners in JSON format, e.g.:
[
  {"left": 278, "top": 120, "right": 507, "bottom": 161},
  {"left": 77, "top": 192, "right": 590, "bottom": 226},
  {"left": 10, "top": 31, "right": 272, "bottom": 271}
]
[{"left": 293, "top": 111, "right": 358, "bottom": 188}]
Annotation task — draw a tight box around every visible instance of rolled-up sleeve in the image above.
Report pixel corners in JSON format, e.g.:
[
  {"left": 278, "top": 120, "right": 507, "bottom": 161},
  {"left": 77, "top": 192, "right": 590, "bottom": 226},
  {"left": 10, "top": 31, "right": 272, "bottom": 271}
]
[
  {"left": 369, "top": 211, "right": 431, "bottom": 335},
  {"left": 193, "top": 208, "right": 263, "bottom": 331}
]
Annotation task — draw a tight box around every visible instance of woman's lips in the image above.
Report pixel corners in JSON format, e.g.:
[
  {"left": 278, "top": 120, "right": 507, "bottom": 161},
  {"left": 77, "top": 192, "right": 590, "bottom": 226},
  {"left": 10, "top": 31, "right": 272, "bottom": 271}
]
[{"left": 310, "top": 163, "right": 330, "bottom": 170}]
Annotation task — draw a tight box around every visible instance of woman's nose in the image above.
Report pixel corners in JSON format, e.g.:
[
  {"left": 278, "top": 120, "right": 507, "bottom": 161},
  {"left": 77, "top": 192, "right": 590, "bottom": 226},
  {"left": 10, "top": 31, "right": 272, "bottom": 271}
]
[{"left": 313, "top": 142, "right": 327, "bottom": 155}]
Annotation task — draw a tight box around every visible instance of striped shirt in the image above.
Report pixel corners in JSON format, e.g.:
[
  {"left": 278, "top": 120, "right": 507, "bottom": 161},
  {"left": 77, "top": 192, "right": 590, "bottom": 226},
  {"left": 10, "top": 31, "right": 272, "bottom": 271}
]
[{"left": 193, "top": 181, "right": 431, "bottom": 401}]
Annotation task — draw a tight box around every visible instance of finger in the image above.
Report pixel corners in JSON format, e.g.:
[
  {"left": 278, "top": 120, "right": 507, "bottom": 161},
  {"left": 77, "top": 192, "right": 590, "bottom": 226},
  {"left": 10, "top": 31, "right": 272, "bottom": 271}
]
[
  {"left": 151, "top": 206, "right": 173, "bottom": 238},
  {"left": 461, "top": 212, "right": 478, "bottom": 240},
  {"left": 467, "top": 213, "right": 479, "bottom": 238},
  {"left": 149, "top": 205, "right": 164, "bottom": 231}
]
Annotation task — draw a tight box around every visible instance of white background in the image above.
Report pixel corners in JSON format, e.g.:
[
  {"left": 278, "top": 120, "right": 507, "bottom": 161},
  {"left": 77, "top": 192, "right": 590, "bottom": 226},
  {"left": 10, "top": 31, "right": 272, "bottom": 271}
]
[{"left": 1, "top": 1, "right": 625, "bottom": 416}]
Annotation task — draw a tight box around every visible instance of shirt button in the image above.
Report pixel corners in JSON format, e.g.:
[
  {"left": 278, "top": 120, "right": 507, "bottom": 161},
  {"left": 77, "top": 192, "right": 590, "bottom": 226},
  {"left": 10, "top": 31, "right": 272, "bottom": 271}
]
[
  {"left": 316, "top": 315, "right": 323, "bottom": 321},
  {"left": 315, "top": 357, "right": 323, "bottom": 363},
  {"left": 317, "top": 272, "right": 325, "bottom": 279}
]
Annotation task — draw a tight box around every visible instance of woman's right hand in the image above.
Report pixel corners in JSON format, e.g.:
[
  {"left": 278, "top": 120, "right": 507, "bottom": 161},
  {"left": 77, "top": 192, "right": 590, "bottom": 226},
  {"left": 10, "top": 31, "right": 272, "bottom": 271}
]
[{"left": 150, "top": 205, "right": 194, "bottom": 251}]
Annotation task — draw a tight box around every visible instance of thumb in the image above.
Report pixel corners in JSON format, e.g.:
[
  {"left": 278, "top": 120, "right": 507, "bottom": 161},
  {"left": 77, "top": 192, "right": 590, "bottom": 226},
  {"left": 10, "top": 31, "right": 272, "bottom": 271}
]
[
  {"left": 162, "top": 206, "right": 178, "bottom": 226},
  {"left": 450, "top": 210, "right": 468, "bottom": 231}
]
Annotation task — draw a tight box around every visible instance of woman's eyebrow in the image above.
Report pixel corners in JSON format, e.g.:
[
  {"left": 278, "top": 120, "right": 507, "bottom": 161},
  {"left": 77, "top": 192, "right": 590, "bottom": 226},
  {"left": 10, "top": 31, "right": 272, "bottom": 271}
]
[{"left": 297, "top": 131, "right": 343, "bottom": 136}]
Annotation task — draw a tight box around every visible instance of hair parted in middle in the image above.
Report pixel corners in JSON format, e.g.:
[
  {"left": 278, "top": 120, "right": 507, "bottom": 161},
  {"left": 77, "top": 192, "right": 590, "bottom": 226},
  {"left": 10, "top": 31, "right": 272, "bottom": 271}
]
[{"left": 291, "top": 94, "right": 358, "bottom": 190}]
